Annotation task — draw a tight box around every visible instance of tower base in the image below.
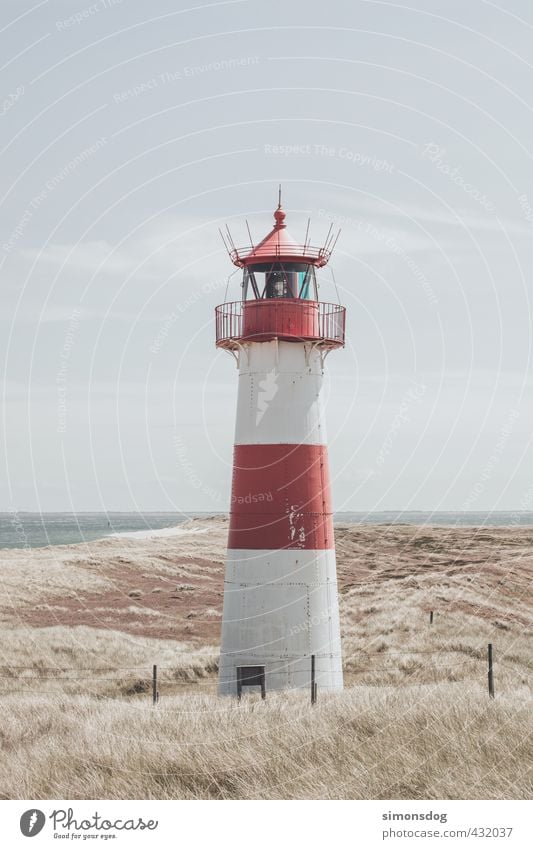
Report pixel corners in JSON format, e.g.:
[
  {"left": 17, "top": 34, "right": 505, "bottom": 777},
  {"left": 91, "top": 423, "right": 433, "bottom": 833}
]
[{"left": 218, "top": 548, "right": 343, "bottom": 696}]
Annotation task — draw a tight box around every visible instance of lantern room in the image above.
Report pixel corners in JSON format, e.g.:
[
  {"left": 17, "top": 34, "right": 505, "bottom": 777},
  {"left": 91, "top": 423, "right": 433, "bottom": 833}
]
[
  {"left": 242, "top": 262, "right": 318, "bottom": 301},
  {"left": 215, "top": 196, "right": 346, "bottom": 350}
]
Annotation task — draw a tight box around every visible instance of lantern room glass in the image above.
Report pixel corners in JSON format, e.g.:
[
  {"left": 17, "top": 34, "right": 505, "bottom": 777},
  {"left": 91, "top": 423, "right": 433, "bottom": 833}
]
[{"left": 242, "top": 263, "right": 318, "bottom": 301}]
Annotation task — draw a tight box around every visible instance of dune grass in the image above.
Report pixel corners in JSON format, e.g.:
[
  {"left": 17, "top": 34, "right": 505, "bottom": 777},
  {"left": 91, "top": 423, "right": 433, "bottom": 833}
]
[
  {"left": 0, "top": 626, "right": 218, "bottom": 697},
  {"left": 0, "top": 520, "right": 531, "bottom": 799},
  {"left": 0, "top": 684, "right": 530, "bottom": 800},
  {"left": 0, "top": 618, "right": 530, "bottom": 800}
]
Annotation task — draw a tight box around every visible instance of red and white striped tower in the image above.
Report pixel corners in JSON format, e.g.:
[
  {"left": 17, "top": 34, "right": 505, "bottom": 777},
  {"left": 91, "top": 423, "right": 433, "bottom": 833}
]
[{"left": 215, "top": 196, "right": 345, "bottom": 696}]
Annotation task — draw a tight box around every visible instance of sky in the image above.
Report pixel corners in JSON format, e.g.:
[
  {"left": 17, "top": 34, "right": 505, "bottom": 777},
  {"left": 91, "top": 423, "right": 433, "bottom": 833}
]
[{"left": 1, "top": 0, "right": 533, "bottom": 513}]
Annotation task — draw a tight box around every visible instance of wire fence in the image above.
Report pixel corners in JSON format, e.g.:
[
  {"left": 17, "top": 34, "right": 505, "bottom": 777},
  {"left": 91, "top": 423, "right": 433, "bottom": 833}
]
[{"left": 0, "top": 644, "right": 531, "bottom": 705}]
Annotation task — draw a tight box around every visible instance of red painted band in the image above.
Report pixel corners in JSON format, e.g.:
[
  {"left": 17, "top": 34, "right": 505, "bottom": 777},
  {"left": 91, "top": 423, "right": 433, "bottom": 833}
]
[
  {"left": 228, "top": 443, "right": 334, "bottom": 550},
  {"left": 242, "top": 299, "right": 320, "bottom": 342}
]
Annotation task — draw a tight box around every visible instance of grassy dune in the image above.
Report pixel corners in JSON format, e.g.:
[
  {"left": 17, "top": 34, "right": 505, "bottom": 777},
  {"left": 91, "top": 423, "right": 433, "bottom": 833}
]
[
  {"left": 0, "top": 685, "right": 530, "bottom": 800},
  {"left": 0, "top": 626, "right": 218, "bottom": 697},
  {"left": 0, "top": 518, "right": 531, "bottom": 799}
]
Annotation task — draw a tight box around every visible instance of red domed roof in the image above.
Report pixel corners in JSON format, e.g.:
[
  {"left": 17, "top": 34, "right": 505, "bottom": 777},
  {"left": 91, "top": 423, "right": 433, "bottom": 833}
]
[
  {"left": 242, "top": 205, "right": 302, "bottom": 263},
  {"left": 226, "top": 201, "right": 337, "bottom": 268}
]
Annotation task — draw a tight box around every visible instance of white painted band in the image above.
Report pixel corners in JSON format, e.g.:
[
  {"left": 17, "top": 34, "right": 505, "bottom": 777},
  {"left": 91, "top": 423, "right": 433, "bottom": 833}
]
[
  {"left": 234, "top": 340, "right": 327, "bottom": 446},
  {"left": 218, "top": 547, "right": 343, "bottom": 695}
]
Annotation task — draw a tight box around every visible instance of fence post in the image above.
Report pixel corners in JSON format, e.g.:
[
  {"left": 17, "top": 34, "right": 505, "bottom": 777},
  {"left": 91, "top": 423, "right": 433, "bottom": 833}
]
[
  {"left": 311, "top": 654, "right": 317, "bottom": 705},
  {"left": 429, "top": 610, "right": 433, "bottom": 625},
  {"left": 152, "top": 664, "right": 158, "bottom": 705},
  {"left": 488, "top": 644, "right": 494, "bottom": 698}
]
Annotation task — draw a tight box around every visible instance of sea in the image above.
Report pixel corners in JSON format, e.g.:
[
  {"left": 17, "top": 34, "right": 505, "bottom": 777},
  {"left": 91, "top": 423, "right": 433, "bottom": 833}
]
[{"left": 1, "top": 510, "right": 533, "bottom": 549}]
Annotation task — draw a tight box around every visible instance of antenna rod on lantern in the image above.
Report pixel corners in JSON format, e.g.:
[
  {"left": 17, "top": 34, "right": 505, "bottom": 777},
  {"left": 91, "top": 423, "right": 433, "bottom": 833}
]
[
  {"left": 278, "top": 183, "right": 282, "bottom": 208},
  {"left": 303, "top": 217, "right": 310, "bottom": 253},
  {"left": 328, "top": 228, "right": 342, "bottom": 257},
  {"left": 326, "top": 225, "right": 338, "bottom": 252},
  {"left": 322, "top": 223, "right": 334, "bottom": 253},
  {"left": 245, "top": 219, "right": 254, "bottom": 250},
  {"left": 219, "top": 227, "right": 231, "bottom": 256},
  {"left": 225, "top": 224, "right": 237, "bottom": 252}
]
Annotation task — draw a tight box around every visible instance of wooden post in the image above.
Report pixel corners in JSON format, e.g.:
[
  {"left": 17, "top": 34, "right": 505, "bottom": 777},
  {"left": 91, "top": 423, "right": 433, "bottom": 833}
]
[
  {"left": 311, "top": 654, "right": 317, "bottom": 705},
  {"left": 429, "top": 610, "right": 433, "bottom": 625},
  {"left": 152, "top": 664, "right": 158, "bottom": 705},
  {"left": 260, "top": 669, "right": 266, "bottom": 700},
  {"left": 488, "top": 643, "right": 494, "bottom": 698},
  {"left": 236, "top": 667, "right": 242, "bottom": 701}
]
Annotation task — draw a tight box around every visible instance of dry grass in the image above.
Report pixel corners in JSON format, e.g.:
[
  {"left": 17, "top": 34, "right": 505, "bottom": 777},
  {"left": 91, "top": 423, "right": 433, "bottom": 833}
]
[
  {"left": 0, "top": 519, "right": 531, "bottom": 799},
  {"left": 0, "top": 626, "right": 218, "bottom": 697},
  {"left": 0, "top": 518, "right": 227, "bottom": 640},
  {"left": 0, "top": 684, "right": 530, "bottom": 800}
]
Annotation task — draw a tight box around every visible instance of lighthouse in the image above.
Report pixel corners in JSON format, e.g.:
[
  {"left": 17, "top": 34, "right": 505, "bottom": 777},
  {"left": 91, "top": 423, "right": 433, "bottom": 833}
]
[{"left": 215, "top": 195, "right": 345, "bottom": 696}]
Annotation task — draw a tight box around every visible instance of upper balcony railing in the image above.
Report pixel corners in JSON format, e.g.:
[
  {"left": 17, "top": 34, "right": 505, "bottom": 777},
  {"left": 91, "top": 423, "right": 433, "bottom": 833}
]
[
  {"left": 230, "top": 243, "right": 333, "bottom": 267},
  {"left": 215, "top": 299, "right": 346, "bottom": 350}
]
